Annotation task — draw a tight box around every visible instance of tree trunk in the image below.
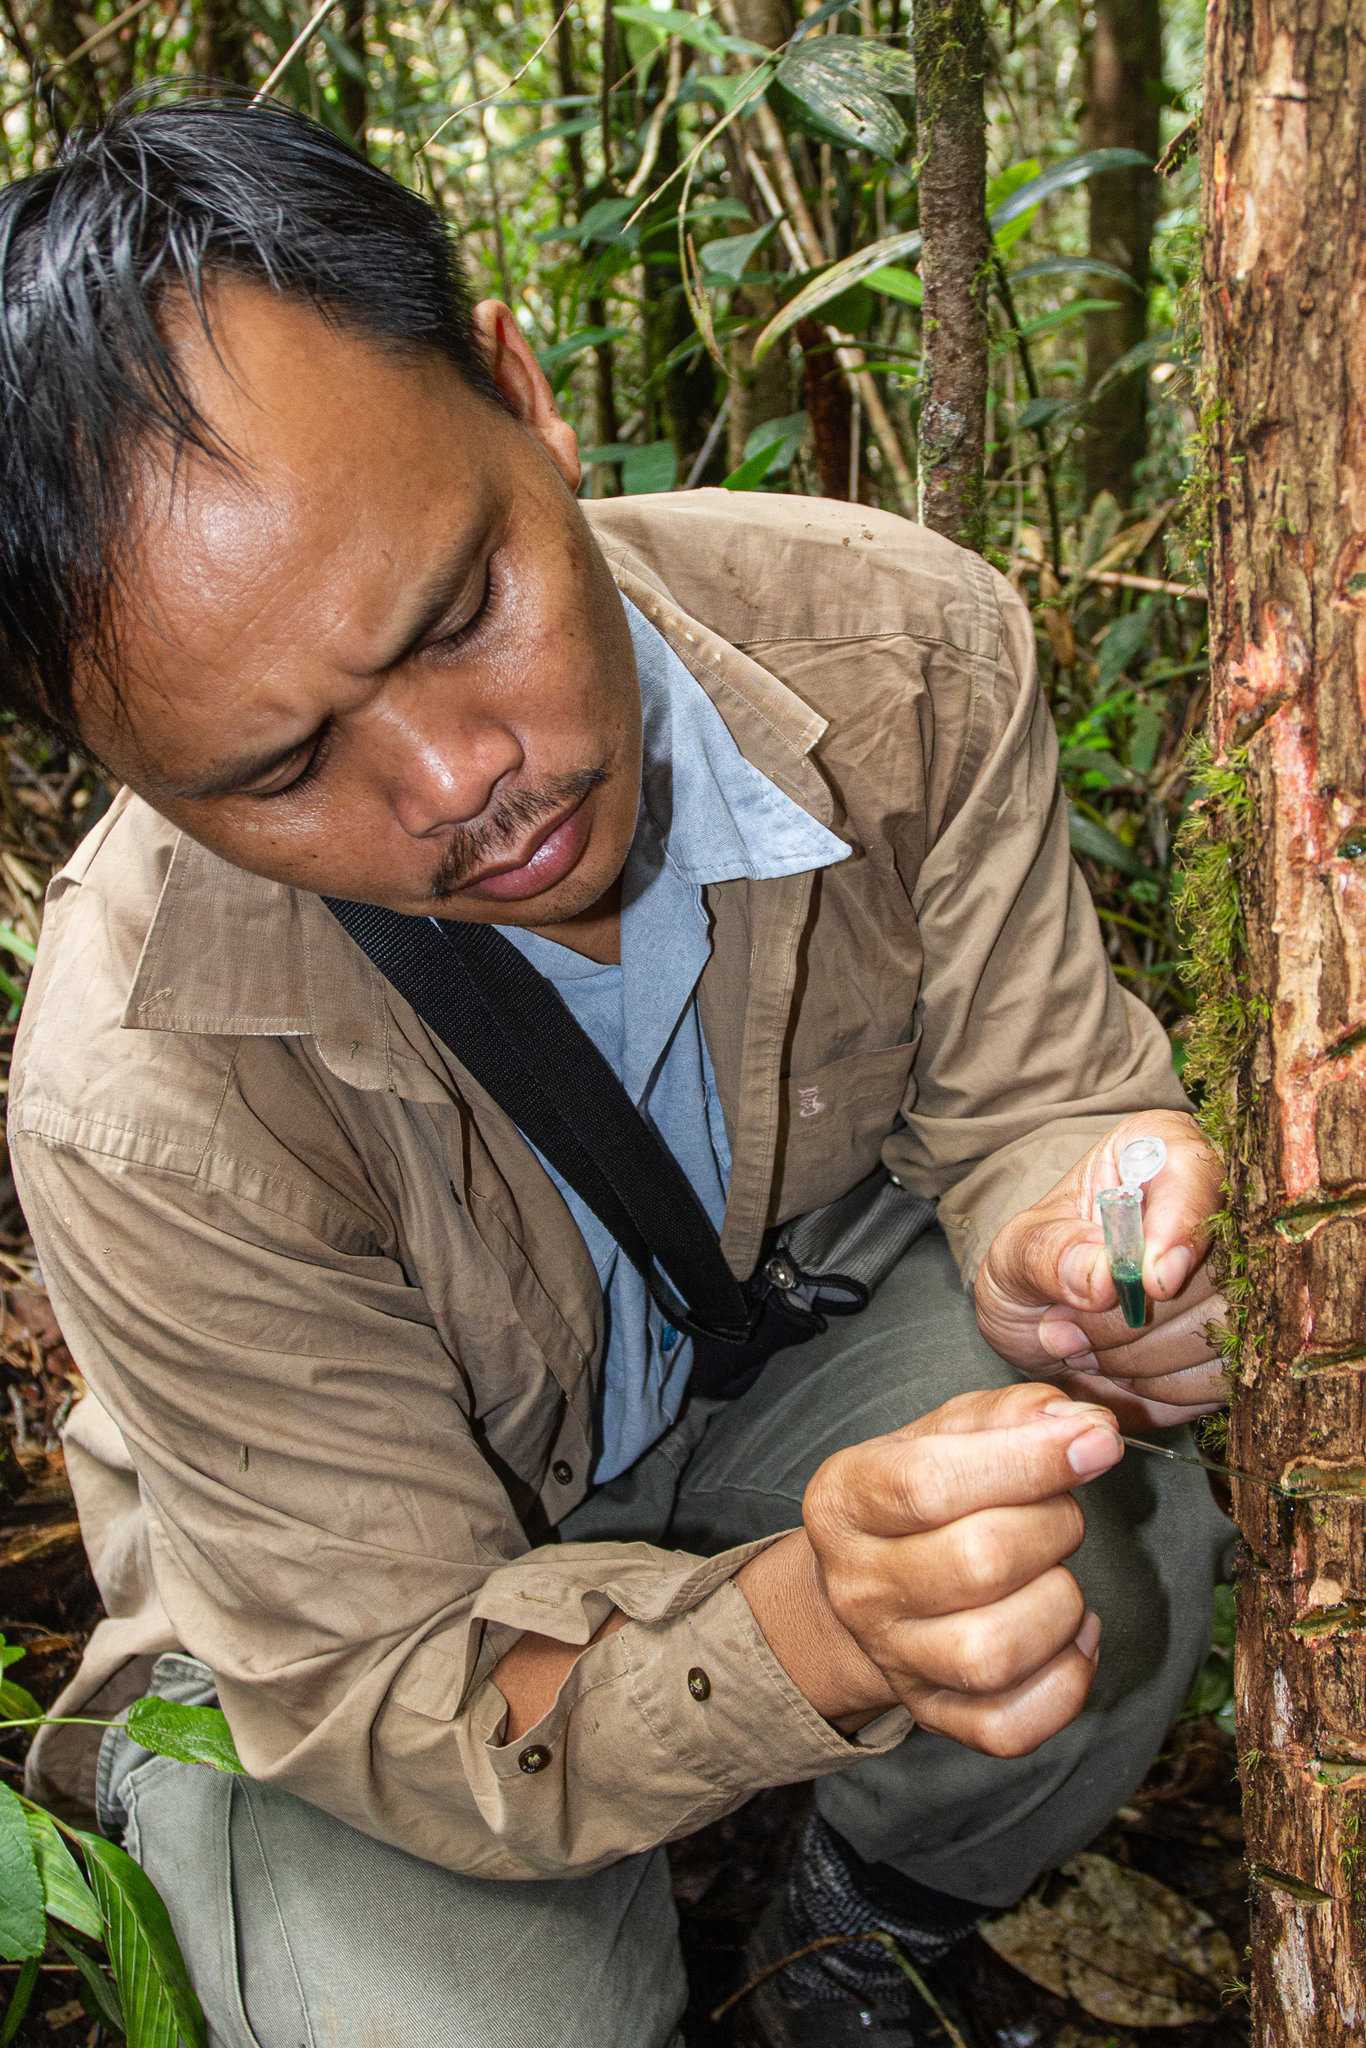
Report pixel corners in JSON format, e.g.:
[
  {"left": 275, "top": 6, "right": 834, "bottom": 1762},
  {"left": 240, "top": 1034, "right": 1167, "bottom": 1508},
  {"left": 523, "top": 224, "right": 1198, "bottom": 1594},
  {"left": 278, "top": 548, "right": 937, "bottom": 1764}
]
[
  {"left": 337, "top": 0, "right": 367, "bottom": 151},
  {"left": 194, "top": 0, "right": 253, "bottom": 88},
  {"left": 911, "top": 0, "right": 989, "bottom": 550},
  {"left": 557, "top": 9, "right": 619, "bottom": 495},
  {"left": 796, "top": 317, "right": 867, "bottom": 501},
  {"left": 1081, "top": 0, "right": 1161, "bottom": 506},
  {"left": 1201, "top": 2, "right": 1366, "bottom": 2040}
]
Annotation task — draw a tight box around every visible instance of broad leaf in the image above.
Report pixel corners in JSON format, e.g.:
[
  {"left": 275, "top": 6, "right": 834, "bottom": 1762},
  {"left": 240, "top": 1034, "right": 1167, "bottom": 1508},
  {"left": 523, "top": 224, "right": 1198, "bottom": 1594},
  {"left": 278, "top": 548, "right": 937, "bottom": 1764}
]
[
  {"left": 536, "top": 326, "right": 628, "bottom": 378},
  {"left": 1017, "top": 396, "right": 1073, "bottom": 432},
  {"left": 722, "top": 440, "right": 782, "bottom": 491},
  {"left": 75, "top": 1831, "right": 207, "bottom": 2048},
  {"left": 742, "top": 410, "right": 808, "bottom": 474},
  {"left": 125, "top": 1698, "right": 245, "bottom": 1775},
  {"left": 51, "top": 1932, "right": 126, "bottom": 2036},
  {"left": 698, "top": 217, "right": 782, "bottom": 284},
  {"left": 0, "top": 1784, "right": 44, "bottom": 1961},
  {"left": 622, "top": 440, "right": 678, "bottom": 494},
  {"left": 0, "top": 1638, "right": 27, "bottom": 1669},
  {"left": 985, "top": 159, "right": 1042, "bottom": 212},
  {"left": 865, "top": 263, "right": 921, "bottom": 307},
  {"left": 1068, "top": 810, "right": 1151, "bottom": 880},
  {"left": 614, "top": 5, "right": 763, "bottom": 58},
  {"left": 1096, "top": 602, "right": 1156, "bottom": 688},
  {"left": 0, "top": 1676, "right": 43, "bottom": 1724},
  {"left": 989, "top": 148, "right": 1151, "bottom": 233},
  {"left": 1010, "top": 256, "right": 1143, "bottom": 293},
  {"left": 26, "top": 1809, "right": 102, "bottom": 1938},
  {"left": 775, "top": 40, "right": 911, "bottom": 159},
  {"left": 1016, "top": 298, "right": 1121, "bottom": 345},
  {"left": 751, "top": 228, "right": 923, "bottom": 360}
]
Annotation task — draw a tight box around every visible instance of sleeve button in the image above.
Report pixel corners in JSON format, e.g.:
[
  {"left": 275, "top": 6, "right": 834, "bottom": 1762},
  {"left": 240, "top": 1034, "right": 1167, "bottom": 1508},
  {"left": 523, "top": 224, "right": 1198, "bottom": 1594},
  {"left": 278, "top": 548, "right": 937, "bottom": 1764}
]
[
  {"left": 687, "top": 1668, "right": 711, "bottom": 1702},
  {"left": 518, "top": 1744, "right": 552, "bottom": 1774},
  {"left": 551, "top": 1460, "right": 574, "bottom": 1485}
]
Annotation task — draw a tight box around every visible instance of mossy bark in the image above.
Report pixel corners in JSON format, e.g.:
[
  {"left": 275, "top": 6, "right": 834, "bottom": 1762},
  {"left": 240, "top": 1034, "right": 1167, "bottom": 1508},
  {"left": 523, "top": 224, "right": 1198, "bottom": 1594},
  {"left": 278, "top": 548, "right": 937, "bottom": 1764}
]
[
  {"left": 1201, "top": 1, "right": 1366, "bottom": 2035},
  {"left": 911, "top": 0, "right": 988, "bottom": 550}
]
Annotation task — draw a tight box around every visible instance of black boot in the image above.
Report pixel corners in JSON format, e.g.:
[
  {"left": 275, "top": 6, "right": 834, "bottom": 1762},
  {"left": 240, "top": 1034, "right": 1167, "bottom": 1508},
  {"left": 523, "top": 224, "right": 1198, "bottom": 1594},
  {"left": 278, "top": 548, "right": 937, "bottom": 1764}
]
[{"left": 736, "top": 1813, "right": 985, "bottom": 2047}]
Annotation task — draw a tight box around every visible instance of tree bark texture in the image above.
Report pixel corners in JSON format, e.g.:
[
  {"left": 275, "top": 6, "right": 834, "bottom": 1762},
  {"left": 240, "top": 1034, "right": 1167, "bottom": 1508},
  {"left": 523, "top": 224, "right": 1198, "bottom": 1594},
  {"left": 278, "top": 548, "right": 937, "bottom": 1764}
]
[
  {"left": 1081, "top": 0, "right": 1161, "bottom": 505},
  {"left": 194, "top": 0, "right": 254, "bottom": 88},
  {"left": 1202, "top": 3, "right": 1366, "bottom": 2040},
  {"left": 337, "top": 0, "right": 367, "bottom": 150},
  {"left": 796, "top": 317, "right": 867, "bottom": 500},
  {"left": 911, "top": 0, "right": 989, "bottom": 550}
]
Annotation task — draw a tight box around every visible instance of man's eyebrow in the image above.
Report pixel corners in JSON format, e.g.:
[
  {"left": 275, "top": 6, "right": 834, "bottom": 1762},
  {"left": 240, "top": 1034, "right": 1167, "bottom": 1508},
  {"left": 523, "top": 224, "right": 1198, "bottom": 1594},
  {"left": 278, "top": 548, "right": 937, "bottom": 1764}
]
[
  {"left": 156, "top": 534, "right": 490, "bottom": 802},
  {"left": 158, "top": 729, "right": 324, "bottom": 802},
  {"left": 369, "top": 533, "right": 487, "bottom": 674}
]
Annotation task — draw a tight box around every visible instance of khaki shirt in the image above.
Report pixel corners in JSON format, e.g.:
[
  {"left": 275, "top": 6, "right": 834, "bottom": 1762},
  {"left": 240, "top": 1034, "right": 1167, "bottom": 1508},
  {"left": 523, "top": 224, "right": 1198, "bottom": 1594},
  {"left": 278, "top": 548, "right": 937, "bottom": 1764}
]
[{"left": 11, "top": 493, "right": 1185, "bottom": 1876}]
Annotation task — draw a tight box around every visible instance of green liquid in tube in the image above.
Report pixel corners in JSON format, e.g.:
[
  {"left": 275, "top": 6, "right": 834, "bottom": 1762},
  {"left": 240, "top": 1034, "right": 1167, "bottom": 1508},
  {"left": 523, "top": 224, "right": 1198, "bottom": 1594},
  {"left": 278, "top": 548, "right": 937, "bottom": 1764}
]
[{"left": 1110, "top": 1261, "right": 1148, "bottom": 1329}]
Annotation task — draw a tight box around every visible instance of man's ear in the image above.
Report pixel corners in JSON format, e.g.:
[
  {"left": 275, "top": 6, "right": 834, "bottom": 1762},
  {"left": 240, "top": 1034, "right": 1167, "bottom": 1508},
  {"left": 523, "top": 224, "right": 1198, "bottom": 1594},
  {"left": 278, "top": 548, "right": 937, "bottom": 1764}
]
[{"left": 472, "top": 300, "right": 581, "bottom": 492}]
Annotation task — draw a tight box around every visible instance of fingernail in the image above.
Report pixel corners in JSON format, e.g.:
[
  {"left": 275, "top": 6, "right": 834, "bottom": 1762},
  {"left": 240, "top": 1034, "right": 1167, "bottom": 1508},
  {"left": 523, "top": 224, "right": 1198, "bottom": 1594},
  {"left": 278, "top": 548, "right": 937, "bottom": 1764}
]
[
  {"left": 1037, "top": 1318, "right": 1091, "bottom": 1360},
  {"left": 1154, "top": 1245, "right": 1193, "bottom": 1297},
  {"left": 1074, "top": 1612, "right": 1102, "bottom": 1660},
  {"left": 1043, "top": 1398, "right": 1080, "bottom": 1417},
  {"left": 1059, "top": 1244, "right": 1103, "bottom": 1297},
  {"left": 1067, "top": 1427, "right": 1122, "bottom": 1479}
]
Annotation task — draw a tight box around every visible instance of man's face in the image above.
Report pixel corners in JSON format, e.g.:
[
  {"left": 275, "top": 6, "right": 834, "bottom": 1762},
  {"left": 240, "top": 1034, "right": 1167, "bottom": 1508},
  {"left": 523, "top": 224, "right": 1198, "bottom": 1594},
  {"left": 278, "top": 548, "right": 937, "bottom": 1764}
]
[{"left": 76, "top": 281, "right": 643, "bottom": 925}]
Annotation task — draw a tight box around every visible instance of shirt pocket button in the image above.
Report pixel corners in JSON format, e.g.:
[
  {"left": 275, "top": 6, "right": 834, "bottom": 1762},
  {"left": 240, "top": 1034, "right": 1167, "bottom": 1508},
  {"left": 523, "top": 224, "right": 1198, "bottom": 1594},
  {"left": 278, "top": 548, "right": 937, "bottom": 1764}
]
[
  {"left": 552, "top": 1461, "right": 574, "bottom": 1486},
  {"left": 518, "top": 1745, "right": 552, "bottom": 1774},
  {"left": 687, "top": 1668, "right": 711, "bottom": 1702}
]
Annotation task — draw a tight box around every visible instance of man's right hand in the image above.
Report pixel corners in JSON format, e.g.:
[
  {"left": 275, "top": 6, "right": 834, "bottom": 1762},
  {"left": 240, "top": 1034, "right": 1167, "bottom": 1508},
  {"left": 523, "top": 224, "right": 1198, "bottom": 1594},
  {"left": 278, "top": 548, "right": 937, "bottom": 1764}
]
[{"left": 737, "top": 1382, "right": 1121, "bottom": 1757}]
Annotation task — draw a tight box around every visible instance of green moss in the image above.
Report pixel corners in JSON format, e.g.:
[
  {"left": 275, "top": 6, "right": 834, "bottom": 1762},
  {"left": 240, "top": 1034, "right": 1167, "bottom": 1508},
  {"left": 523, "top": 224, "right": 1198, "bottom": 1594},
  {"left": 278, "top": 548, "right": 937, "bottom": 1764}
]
[{"left": 1171, "top": 738, "right": 1266, "bottom": 1376}]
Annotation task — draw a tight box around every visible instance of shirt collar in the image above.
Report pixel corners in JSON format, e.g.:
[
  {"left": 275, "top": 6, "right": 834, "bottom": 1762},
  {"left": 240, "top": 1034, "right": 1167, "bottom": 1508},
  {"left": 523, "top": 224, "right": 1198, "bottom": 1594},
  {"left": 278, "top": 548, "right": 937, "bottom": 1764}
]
[{"left": 625, "top": 596, "right": 848, "bottom": 888}]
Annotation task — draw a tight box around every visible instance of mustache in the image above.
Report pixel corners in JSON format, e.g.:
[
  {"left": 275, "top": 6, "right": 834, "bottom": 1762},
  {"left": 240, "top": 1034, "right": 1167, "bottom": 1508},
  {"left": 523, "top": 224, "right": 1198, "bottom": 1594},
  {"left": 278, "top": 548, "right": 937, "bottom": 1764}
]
[{"left": 428, "top": 766, "right": 608, "bottom": 900}]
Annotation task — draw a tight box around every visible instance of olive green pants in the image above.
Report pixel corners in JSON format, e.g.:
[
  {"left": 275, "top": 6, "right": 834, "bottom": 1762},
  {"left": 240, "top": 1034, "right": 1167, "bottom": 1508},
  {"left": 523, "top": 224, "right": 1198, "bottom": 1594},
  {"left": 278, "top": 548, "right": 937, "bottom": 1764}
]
[{"left": 101, "top": 1230, "right": 1233, "bottom": 2047}]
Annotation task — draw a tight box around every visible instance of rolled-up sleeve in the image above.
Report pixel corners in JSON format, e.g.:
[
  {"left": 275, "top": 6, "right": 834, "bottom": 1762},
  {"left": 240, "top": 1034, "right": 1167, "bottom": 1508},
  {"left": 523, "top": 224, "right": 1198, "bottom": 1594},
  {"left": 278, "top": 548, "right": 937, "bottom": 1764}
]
[
  {"left": 12, "top": 1132, "right": 907, "bottom": 1879},
  {"left": 883, "top": 567, "right": 1188, "bottom": 1280}
]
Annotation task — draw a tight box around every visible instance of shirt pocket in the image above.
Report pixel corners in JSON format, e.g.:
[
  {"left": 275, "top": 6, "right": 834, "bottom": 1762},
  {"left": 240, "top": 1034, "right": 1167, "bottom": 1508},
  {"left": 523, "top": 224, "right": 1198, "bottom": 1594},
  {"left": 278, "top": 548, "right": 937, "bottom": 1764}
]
[{"left": 776, "top": 1040, "right": 919, "bottom": 1219}]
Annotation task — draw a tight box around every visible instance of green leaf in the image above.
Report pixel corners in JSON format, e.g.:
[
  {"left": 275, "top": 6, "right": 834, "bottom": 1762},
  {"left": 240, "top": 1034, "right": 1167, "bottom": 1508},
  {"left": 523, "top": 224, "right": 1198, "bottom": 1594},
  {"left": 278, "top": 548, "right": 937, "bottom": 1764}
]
[
  {"left": 125, "top": 1698, "right": 246, "bottom": 1775},
  {"left": 1010, "top": 256, "right": 1143, "bottom": 293},
  {"left": 1016, "top": 298, "right": 1121, "bottom": 345},
  {"left": 984, "top": 159, "right": 1042, "bottom": 212},
  {"left": 1017, "top": 396, "right": 1073, "bottom": 432},
  {"left": 1068, "top": 808, "right": 1151, "bottom": 879},
  {"left": 698, "top": 217, "right": 782, "bottom": 284},
  {"left": 621, "top": 440, "right": 678, "bottom": 495},
  {"left": 0, "top": 1955, "right": 38, "bottom": 2047},
  {"left": 0, "top": 1643, "right": 25, "bottom": 1672},
  {"left": 26, "top": 1810, "right": 102, "bottom": 1939},
  {"left": 751, "top": 227, "right": 922, "bottom": 361},
  {"left": 74, "top": 1830, "right": 207, "bottom": 2048},
  {"left": 613, "top": 5, "right": 762, "bottom": 58},
  {"left": 722, "top": 439, "right": 782, "bottom": 491},
  {"left": 535, "top": 325, "right": 628, "bottom": 377},
  {"left": 0, "top": 1784, "right": 45, "bottom": 1961},
  {"left": 1129, "top": 701, "right": 1165, "bottom": 776},
  {"left": 1097, "top": 602, "right": 1156, "bottom": 688},
  {"left": 864, "top": 263, "right": 921, "bottom": 307},
  {"left": 988, "top": 148, "right": 1152, "bottom": 232},
  {"left": 0, "top": 926, "right": 35, "bottom": 966},
  {"left": 775, "top": 39, "right": 911, "bottom": 160},
  {"left": 0, "top": 1677, "right": 43, "bottom": 1723},
  {"left": 51, "top": 1932, "right": 126, "bottom": 2035},
  {"left": 742, "top": 410, "right": 808, "bottom": 475}
]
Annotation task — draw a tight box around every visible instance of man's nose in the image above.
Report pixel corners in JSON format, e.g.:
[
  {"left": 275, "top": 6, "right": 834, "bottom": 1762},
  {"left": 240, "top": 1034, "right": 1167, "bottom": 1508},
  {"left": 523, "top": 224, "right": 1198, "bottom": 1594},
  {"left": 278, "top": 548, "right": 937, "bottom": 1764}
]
[{"left": 363, "top": 695, "right": 523, "bottom": 839}]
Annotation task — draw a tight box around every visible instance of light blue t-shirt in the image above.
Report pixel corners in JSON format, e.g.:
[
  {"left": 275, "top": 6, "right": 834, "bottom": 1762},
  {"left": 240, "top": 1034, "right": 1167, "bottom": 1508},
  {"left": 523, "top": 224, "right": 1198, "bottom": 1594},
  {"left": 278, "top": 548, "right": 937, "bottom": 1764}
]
[{"left": 499, "top": 599, "right": 848, "bottom": 1480}]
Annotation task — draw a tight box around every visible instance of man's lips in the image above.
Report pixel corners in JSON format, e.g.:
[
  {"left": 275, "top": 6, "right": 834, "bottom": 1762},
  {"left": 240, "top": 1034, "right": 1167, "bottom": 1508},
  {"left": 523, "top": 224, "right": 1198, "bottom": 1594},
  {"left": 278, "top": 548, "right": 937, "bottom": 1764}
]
[{"left": 460, "top": 795, "right": 594, "bottom": 903}]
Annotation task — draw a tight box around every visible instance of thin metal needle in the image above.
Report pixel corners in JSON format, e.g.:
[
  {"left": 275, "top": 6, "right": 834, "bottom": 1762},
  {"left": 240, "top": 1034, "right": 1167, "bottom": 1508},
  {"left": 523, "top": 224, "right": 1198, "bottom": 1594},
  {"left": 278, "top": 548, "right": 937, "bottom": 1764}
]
[{"left": 1120, "top": 1433, "right": 1283, "bottom": 1494}]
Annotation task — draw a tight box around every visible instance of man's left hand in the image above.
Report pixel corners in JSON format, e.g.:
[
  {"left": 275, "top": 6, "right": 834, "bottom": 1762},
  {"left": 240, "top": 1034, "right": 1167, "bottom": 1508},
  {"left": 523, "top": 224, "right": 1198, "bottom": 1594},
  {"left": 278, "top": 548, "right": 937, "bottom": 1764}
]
[{"left": 974, "top": 1112, "right": 1227, "bottom": 1431}]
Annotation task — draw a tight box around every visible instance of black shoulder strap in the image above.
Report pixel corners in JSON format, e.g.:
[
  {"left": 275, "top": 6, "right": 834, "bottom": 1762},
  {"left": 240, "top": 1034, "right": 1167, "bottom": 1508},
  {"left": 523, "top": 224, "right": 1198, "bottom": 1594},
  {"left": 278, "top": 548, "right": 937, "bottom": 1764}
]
[{"left": 323, "top": 899, "right": 754, "bottom": 1344}]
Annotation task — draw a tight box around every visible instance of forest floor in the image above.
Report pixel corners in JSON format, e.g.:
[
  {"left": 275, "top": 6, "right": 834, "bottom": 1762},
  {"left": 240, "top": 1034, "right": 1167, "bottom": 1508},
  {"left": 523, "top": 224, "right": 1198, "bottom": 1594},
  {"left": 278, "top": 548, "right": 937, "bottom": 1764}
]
[{"left": 0, "top": 1261, "right": 1251, "bottom": 2048}]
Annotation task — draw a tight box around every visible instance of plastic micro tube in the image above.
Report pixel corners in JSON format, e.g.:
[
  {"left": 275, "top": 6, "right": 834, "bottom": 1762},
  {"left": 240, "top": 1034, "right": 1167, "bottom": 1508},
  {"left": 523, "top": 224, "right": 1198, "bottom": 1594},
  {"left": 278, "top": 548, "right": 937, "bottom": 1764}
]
[{"left": 1097, "top": 1136, "right": 1168, "bottom": 1330}]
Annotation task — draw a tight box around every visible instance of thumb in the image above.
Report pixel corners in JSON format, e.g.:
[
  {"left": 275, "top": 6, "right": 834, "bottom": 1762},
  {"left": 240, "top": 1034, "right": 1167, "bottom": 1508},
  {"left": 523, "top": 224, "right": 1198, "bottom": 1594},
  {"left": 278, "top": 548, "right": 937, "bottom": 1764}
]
[{"left": 981, "top": 1210, "right": 1112, "bottom": 1317}]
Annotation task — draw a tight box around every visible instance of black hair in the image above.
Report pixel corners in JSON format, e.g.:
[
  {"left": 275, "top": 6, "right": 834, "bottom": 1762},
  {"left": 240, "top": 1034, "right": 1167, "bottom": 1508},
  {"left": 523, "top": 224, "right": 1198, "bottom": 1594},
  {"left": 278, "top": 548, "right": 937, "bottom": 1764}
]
[{"left": 0, "top": 91, "right": 501, "bottom": 742}]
